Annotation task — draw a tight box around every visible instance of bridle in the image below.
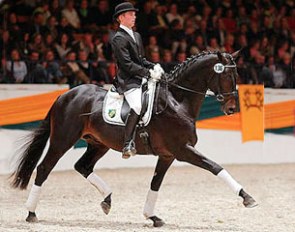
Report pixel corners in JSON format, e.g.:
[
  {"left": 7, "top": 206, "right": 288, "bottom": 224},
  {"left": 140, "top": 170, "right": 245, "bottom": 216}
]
[{"left": 158, "top": 62, "right": 238, "bottom": 102}]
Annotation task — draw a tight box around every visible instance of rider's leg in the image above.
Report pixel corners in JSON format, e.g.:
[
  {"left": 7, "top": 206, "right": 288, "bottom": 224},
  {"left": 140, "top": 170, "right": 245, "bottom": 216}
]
[{"left": 122, "top": 87, "right": 142, "bottom": 158}]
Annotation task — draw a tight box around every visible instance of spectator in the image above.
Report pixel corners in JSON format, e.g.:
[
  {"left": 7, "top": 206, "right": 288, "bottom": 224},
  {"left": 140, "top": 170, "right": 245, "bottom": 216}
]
[
  {"left": 145, "top": 35, "right": 162, "bottom": 60},
  {"left": 222, "top": 33, "right": 235, "bottom": 53},
  {"left": 195, "top": 19, "right": 211, "bottom": 47},
  {"left": 136, "top": 2, "right": 157, "bottom": 42},
  {"left": 236, "top": 56, "right": 252, "bottom": 84},
  {"left": 43, "top": 49, "right": 63, "bottom": 83},
  {"left": 210, "top": 18, "right": 226, "bottom": 46},
  {"left": 5, "top": 49, "right": 27, "bottom": 83},
  {"left": 276, "top": 53, "right": 293, "bottom": 88},
  {"left": 149, "top": 50, "right": 161, "bottom": 63},
  {"left": 24, "top": 51, "right": 48, "bottom": 83},
  {"left": 207, "top": 37, "right": 222, "bottom": 51},
  {"left": 77, "top": 49, "right": 92, "bottom": 80},
  {"left": 28, "top": 33, "right": 46, "bottom": 54},
  {"left": 61, "top": 0, "right": 81, "bottom": 31},
  {"left": 44, "top": 33, "right": 56, "bottom": 52},
  {"left": 176, "top": 51, "right": 186, "bottom": 63},
  {"left": 17, "top": 32, "right": 30, "bottom": 58},
  {"left": 169, "top": 19, "right": 186, "bottom": 56},
  {"left": 189, "top": 34, "right": 206, "bottom": 55},
  {"left": 54, "top": 33, "right": 72, "bottom": 60},
  {"left": 90, "top": 0, "right": 112, "bottom": 28},
  {"left": 43, "top": 16, "right": 59, "bottom": 40},
  {"left": 33, "top": 2, "right": 51, "bottom": 25},
  {"left": 161, "top": 49, "right": 177, "bottom": 73},
  {"left": 149, "top": 4, "right": 169, "bottom": 39},
  {"left": 62, "top": 51, "right": 90, "bottom": 86},
  {"left": 0, "top": 30, "right": 13, "bottom": 61},
  {"left": 221, "top": 9, "right": 237, "bottom": 34},
  {"left": 50, "top": 0, "right": 62, "bottom": 21},
  {"left": 7, "top": 12, "right": 22, "bottom": 42},
  {"left": 165, "top": 4, "right": 184, "bottom": 27},
  {"left": 78, "top": 0, "right": 92, "bottom": 29},
  {"left": 56, "top": 17, "right": 74, "bottom": 39},
  {"left": 29, "top": 12, "right": 46, "bottom": 36}
]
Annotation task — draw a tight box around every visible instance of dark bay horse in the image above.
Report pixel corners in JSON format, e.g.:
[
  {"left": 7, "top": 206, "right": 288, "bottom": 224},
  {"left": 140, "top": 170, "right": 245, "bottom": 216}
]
[{"left": 11, "top": 51, "right": 257, "bottom": 227}]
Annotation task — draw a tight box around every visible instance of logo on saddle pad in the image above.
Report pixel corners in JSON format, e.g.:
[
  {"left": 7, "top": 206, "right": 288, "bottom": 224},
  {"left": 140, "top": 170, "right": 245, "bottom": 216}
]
[
  {"left": 103, "top": 80, "right": 157, "bottom": 126},
  {"left": 108, "top": 109, "right": 116, "bottom": 118}
]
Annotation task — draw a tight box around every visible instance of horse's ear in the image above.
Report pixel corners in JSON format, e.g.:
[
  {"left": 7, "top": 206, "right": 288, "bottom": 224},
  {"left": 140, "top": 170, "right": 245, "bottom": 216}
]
[
  {"left": 217, "top": 51, "right": 223, "bottom": 62},
  {"left": 232, "top": 49, "right": 243, "bottom": 60}
]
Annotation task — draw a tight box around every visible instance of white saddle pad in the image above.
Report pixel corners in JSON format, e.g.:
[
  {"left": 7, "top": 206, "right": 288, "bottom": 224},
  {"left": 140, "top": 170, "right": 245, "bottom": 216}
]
[{"left": 103, "top": 80, "right": 157, "bottom": 126}]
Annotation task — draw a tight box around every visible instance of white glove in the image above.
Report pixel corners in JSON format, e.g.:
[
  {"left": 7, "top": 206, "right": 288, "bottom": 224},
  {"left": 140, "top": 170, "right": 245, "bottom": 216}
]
[
  {"left": 149, "top": 69, "right": 162, "bottom": 82},
  {"left": 153, "top": 63, "right": 165, "bottom": 75}
]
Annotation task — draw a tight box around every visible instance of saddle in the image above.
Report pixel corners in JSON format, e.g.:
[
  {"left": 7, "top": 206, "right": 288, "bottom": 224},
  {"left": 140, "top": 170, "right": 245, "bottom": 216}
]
[{"left": 102, "top": 79, "right": 158, "bottom": 126}]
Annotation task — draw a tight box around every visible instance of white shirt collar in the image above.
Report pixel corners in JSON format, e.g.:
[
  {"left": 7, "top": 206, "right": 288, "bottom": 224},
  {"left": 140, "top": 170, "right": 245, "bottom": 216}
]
[{"left": 120, "top": 24, "right": 136, "bottom": 42}]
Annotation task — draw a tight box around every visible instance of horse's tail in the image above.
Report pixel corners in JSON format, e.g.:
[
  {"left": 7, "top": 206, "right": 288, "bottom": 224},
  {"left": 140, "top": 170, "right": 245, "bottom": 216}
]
[{"left": 11, "top": 109, "right": 51, "bottom": 190}]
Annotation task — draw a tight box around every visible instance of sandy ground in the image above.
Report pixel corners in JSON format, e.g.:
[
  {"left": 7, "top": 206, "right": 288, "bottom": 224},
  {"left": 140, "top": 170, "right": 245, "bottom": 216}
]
[{"left": 1, "top": 164, "right": 295, "bottom": 232}]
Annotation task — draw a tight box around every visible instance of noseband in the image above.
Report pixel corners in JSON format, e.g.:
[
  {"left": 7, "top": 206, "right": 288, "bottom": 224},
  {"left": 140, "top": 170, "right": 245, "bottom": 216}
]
[{"left": 211, "top": 62, "right": 237, "bottom": 102}]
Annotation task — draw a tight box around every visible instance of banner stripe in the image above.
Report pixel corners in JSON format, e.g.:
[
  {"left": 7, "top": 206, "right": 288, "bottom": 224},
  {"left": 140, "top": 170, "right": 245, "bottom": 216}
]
[{"left": 0, "top": 89, "right": 68, "bottom": 126}]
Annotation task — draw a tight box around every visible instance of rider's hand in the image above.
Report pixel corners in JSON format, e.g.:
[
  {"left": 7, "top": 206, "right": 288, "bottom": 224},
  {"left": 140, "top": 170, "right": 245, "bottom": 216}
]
[
  {"left": 149, "top": 68, "right": 162, "bottom": 82},
  {"left": 153, "top": 63, "right": 165, "bottom": 75}
]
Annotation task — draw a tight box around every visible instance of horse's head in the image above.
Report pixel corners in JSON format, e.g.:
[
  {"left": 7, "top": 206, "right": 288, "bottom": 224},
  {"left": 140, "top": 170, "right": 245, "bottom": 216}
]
[{"left": 208, "top": 51, "right": 240, "bottom": 115}]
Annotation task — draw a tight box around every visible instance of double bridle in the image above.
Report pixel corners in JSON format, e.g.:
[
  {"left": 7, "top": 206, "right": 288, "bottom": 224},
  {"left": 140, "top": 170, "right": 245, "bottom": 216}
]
[{"left": 159, "top": 62, "right": 238, "bottom": 102}]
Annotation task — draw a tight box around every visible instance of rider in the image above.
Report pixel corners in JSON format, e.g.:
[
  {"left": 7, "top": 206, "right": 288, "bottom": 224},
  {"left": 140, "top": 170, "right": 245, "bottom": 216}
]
[{"left": 111, "top": 2, "right": 164, "bottom": 159}]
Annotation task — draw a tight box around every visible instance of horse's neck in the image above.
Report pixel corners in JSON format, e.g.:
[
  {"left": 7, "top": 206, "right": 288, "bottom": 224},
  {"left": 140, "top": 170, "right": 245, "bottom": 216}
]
[
  {"left": 169, "top": 78, "right": 207, "bottom": 119},
  {"left": 167, "top": 55, "right": 215, "bottom": 118}
]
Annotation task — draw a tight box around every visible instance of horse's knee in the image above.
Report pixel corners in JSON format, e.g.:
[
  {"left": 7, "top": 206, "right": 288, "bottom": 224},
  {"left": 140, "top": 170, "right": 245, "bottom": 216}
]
[{"left": 74, "top": 160, "right": 92, "bottom": 178}]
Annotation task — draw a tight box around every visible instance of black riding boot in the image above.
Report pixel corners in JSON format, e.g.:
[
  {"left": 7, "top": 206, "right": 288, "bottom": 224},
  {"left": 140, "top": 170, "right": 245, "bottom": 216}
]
[{"left": 122, "top": 109, "right": 140, "bottom": 159}]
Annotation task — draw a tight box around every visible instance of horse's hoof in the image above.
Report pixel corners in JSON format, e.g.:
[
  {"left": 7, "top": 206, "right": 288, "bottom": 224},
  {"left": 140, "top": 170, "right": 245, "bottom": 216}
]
[
  {"left": 239, "top": 189, "right": 258, "bottom": 208},
  {"left": 243, "top": 196, "right": 258, "bottom": 208},
  {"left": 149, "top": 216, "right": 165, "bottom": 227},
  {"left": 100, "top": 201, "right": 111, "bottom": 215},
  {"left": 26, "top": 212, "right": 38, "bottom": 223}
]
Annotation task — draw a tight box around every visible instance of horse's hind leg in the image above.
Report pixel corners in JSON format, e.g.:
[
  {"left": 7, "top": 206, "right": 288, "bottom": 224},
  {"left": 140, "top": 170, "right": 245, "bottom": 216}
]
[
  {"left": 175, "top": 144, "right": 258, "bottom": 208},
  {"left": 74, "top": 142, "right": 111, "bottom": 214},
  {"left": 25, "top": 143, "right": 75, "bottom": 222},
  {"left": 143, "top": 156, "right": 174, "bottom": 227}
]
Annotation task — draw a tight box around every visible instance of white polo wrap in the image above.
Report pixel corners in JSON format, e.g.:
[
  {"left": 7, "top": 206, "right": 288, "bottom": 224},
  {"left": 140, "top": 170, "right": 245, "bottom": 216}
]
[
  {"left": 143, "top": 189, "right": 158, "bottom": 218},
  {"left": 217, "top": 169, "right": 242, "bottom": 195},
  {"left": 87, "top": 172, "right": 112, "bottom": 199},
  {"left": 25, "top": 184, "right": 41, "bottom": 212}
]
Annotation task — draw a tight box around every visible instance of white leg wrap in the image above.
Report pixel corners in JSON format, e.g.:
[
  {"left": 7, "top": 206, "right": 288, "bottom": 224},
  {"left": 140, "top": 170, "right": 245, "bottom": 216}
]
[
  {"left": 25, "top": 184, "right": 41, "bottom": 212},
  {"left": 143, "top": 190, "right": 158, "bottom": 218},
  {"left": 217, "top": 169, "right": 242, "bottom": 195},
  {"left": 87, "top": 172, "right": 112, "bottom": 199}
]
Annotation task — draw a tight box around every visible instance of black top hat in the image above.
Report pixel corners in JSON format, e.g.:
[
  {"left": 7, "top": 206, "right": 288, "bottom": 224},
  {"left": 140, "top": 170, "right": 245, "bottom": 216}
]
[{"left": 113, "top": 2, "right": 138, "bottom": 19}]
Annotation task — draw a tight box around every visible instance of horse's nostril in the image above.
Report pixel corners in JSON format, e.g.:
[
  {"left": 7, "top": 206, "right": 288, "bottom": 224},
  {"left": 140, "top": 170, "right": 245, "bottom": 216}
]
[{"left": 228, "top": 107, "right": 235, "bottom": 114}]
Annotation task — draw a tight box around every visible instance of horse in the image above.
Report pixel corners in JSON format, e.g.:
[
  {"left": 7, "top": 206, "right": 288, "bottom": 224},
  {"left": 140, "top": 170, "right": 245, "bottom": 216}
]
[{"left": 11, "top": 51, "right": 257, "bottom": 227}]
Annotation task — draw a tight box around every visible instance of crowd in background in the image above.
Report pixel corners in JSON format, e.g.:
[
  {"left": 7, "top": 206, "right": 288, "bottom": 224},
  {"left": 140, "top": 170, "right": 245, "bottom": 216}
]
[{"left": 0, "top": 0, "right": 294, "bottom": 88}]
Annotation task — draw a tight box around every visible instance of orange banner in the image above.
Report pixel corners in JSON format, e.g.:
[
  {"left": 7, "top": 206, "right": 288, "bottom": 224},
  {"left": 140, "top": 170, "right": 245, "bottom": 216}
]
[
  {"left": 0, "top": 89, "right": 68, "bottom": 126},
  {"left": 238, "top": 85, "right": 264, "bottom": 142}
]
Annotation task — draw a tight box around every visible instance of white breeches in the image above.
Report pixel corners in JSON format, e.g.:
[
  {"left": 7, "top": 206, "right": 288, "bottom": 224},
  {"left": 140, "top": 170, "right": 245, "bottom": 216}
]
[{"left": 124, "top": 87, "right": 142, "bottom": 115}]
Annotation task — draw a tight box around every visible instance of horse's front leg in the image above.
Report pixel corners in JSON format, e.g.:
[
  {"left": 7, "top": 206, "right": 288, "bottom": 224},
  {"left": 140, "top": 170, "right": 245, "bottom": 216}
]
[
  {"left": 143, "top": 156, "right": 174, "bottom": 227},
  {"left": 175, "top": 144, "right": 258, "bottom": 208}
]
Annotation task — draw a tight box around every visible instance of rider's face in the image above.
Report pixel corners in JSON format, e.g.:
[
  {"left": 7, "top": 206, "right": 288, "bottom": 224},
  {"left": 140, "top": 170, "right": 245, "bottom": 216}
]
[{"left": 119, "top": 11, "right": 136, "bottom": 29}]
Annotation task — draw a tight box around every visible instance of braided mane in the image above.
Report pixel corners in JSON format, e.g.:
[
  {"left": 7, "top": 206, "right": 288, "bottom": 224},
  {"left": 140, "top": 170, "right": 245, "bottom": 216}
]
[{"left": 167, "top": 51, "right": 233, "bottom": 82}]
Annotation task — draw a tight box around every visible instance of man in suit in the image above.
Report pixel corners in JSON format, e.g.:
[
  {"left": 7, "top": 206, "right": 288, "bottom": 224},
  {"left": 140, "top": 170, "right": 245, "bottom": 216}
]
[{"left": 111, "top": 2, "right": 164, "bottom": 159}]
